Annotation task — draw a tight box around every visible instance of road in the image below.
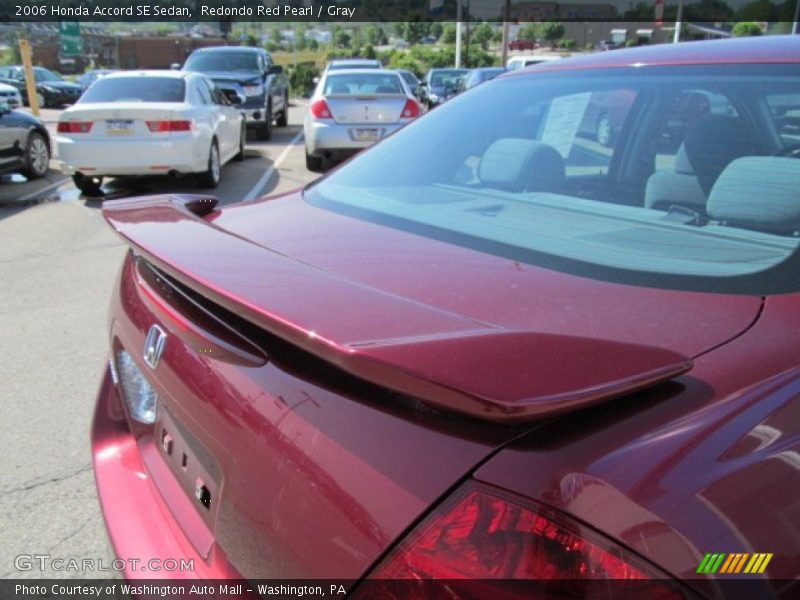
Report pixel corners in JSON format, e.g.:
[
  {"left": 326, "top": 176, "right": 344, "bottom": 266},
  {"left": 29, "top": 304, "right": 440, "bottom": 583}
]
[{"left": 0, "top": 102, "right": 318, "bottom": 579}]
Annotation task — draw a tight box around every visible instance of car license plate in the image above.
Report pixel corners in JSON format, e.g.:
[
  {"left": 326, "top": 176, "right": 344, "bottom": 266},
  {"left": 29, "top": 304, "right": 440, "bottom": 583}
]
[
  {"left": 106, "top": 120, "right": 133, "bottom": 135},
  {"left": 353, "top": 128, "right": 379, "bottom": 142},
  {"left": 157, "top": 408, "right": 219, "bottom": 527}
]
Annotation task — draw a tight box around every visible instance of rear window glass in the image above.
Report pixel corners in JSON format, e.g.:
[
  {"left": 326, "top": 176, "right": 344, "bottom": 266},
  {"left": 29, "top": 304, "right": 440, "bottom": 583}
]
[
  {"left": 429, "top": 70, "right": 468, "bottom": 87},
  {"left": 307, "top": 64, "right": 800, "bottom": 295},
  {"left": 328, "top": 62, "right": 380, "bottom": 70},
  {"left": 184, "top": 52, "right": 260, "bottom": 73},
  {"left": 324, "top": 73, "right": 404, "bottom": 95},
  {"left": 80, "top": 78, "right": 186, "bottom": 103}
]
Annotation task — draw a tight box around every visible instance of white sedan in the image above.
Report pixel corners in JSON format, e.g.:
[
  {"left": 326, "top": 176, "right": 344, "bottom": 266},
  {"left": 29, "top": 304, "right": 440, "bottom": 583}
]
[
  {"left": 0, "top": 82, "right": 22, "bottom": 108},
  {"left": 56, "top": 70, "right": 245, "bottom": 195}
]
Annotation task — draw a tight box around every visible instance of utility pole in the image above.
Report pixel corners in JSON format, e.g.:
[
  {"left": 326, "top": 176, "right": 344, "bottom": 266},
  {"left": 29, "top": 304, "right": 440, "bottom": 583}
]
[
  {"left": 455, "top": 1, "right": 462, "bottom": 68},
  {"left": 19, "top": 39, "right": 40, "bottom": 117},
  {"left": 500, "top": 0, "right": 511, "bottom": 68},
  {"left": 793, "top": 0, "right": 799, "bottom": 35},
  {"left": 673, "top": 0, "right": 683, "bottom": 44}
]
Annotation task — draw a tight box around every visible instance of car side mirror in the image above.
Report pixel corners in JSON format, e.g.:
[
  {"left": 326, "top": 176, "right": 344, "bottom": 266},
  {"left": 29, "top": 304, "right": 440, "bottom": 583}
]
[
  {"left": 312, "top": 76, "right": 320, "bottom": 84},
  {"left": 420, "top": 81, "right": 428, "bottom": 87},
  {"left": 170, "top": 63, "right": 181, "bottom": 71},
  {"left": 268, "top": 65, "right": 283, "bottom": 75},
  {"left": 0, "top": 102, "right": 10, "bottom": 115}
]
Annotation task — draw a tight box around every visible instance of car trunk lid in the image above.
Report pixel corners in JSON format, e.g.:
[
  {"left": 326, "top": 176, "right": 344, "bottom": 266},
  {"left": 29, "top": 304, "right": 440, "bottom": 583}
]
[
  {"left": 325, "top": 94, "right": 407, "bottom": 125},
  {"left": 59, "top": 103, "right": 192, "bottom": 140},
  {"left": 98, "top": 194, "right": 764, "bottom": 424}
]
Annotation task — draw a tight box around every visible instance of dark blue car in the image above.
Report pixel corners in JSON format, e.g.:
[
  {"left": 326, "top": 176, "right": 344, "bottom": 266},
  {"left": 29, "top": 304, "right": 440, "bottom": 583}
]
[{"left": 180, "top": 46, "right": 289, "bottom": 141}]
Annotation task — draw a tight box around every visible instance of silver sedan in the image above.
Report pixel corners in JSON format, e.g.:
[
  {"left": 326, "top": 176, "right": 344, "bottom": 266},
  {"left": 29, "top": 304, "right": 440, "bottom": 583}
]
[{"left": 303, "top": 69, "right": 421, "bottom": 171}]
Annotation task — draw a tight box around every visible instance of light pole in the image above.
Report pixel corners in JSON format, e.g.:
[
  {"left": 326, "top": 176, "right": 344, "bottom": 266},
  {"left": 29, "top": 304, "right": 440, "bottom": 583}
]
[
  {"left": 455, "top": 1, "right": 462, "bottom": 68},
  {"left": 673, "top": 0, "right": 684, "bottom": 44}
]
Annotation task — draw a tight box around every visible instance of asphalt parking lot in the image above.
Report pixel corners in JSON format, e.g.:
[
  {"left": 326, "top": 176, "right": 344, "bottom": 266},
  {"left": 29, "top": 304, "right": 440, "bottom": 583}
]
[{"left": 0, "top": 102, "right": 318, "bottom": 578}]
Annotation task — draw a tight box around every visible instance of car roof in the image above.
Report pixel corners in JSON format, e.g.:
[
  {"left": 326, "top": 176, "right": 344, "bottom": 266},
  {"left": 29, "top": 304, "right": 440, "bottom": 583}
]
[
  {"left": 102, "top": 70, "right": 193, "bottom": 80},
  {"left": 507, "top": 55, "right": 561, "bottom": 62},
  {"left": 508, "top": 35, "right": 800, "bottom": 76},
  {"left": 329, "top": 59, "right": 380, "bottom": 64},
  {"left": 192, "top": 46, "right": 265, "bottom": 54},
  {"left": 325, "top": 68, "right": 400, "bottom": 76}
]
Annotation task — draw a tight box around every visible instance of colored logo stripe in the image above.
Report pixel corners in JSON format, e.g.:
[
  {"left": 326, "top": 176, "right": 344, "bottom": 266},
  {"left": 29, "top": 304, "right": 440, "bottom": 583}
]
[{"left": 699, "top": 553, "right": 773, "bottom": 575}]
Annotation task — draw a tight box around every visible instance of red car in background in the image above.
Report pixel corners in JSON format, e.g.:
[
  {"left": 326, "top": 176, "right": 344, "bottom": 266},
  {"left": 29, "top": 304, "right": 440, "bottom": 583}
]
[
  {"left": 94, "top": 36, "right": 800, "bottom": 597},
  {"left": 509, "top": 39, "right": 537, "bottom": 51}
]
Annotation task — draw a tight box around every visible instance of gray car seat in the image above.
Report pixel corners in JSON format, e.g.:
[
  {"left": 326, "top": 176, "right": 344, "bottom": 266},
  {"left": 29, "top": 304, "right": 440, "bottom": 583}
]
[
  {"left": 478, "top": 139, "right": 565, "bottom": 193},
  {"left": 645, "top": 115, "right": 759, "bottom": 213},
  {"left": 707, "top": 156, "right": 800, "bottom": 235}
]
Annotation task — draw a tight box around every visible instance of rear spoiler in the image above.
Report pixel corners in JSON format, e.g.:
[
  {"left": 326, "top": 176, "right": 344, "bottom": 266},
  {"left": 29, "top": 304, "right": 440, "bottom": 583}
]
[{"left": 103, "top": 195, "right": 692, "bottom": 424}]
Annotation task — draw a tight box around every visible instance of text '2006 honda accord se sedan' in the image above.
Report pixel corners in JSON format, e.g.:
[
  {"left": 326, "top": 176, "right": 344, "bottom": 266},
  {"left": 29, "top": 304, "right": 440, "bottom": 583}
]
[{"left": 93, "top": 36, "right": 799, "bottom": 598}]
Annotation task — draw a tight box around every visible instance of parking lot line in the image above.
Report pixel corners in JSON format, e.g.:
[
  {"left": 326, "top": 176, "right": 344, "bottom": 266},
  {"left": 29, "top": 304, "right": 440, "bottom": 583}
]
[
  {"left": 17, "top": 177, "right": 69, "bottom": 203},
  {"left": 243, "top": 131, "right": 304, "bottom": 202}
]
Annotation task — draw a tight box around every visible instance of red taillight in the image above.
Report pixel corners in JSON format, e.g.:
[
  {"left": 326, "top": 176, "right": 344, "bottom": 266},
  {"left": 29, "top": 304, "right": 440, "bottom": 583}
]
[
  {"left": 146, "top": 120, "right": 192, "bottom": 132},
  {"left": 401, "top": 98, "right": 420, "bottom": 119},
  {"left": 355, "top": 482, "right": 683, "bottom": 599},
  {"left": 310, "top": 99, "right": 332, "bottom": 119},
  {"left": 57, "top": 121, "right": 93, "bottom": 133}
]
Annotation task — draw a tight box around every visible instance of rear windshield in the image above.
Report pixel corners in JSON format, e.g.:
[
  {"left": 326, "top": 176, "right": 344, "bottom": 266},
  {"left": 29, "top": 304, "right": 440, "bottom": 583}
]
[
  {"left": 306, "top": 64, "right": 800, "bottom": 295},
  {"left": 328, "top": 62, "right": 380, "bottom": 70},
  {"left": 184, "top": 52, "right": 260, "bottom": 73},
  {"left": 79, "top": 77, "right": 186, "bottom": 103},
  {"left": 429, "top": 70, "right": 468, "bottom": 87},
  {"left": 324, "top": 73, "right": 404, "bottom": 95}
]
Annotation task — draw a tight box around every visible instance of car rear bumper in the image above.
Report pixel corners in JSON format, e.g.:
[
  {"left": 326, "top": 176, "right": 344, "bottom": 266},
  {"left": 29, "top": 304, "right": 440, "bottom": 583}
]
[
  {"left": 92, "top": 365, "right": 236, "bottom": 580},
  {"left": 57, "top": 136, "right": 206, "bottom": 177},
  {"left": 304, "top": 120, "right": 406, "bottom": 156}
]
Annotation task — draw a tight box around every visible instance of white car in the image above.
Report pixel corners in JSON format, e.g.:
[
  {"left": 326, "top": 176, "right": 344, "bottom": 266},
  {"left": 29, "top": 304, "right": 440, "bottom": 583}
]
[
  {"left": 56, "top": 70, "right": 245, "bottom": 195},
  {"left": 304, "top": 69, "right": 420, "bottom": 172},
  {"left": 505, "top": 55, "right": 562, "bottom": 70},
  {"left": 0, "top": 82, "right": 22, "bottom": 108}
]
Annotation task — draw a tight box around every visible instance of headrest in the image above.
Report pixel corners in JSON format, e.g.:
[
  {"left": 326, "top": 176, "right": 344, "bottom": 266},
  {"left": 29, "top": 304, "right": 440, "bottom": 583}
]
[
  {"left": 707, "top": 157, "right": 800, "bottom": 235},
  {"left": 675, "top": 116, "right": 758, "bottom": 181},
  {"left": 478, "top": 139, "right": 565, "bottom": 192}
]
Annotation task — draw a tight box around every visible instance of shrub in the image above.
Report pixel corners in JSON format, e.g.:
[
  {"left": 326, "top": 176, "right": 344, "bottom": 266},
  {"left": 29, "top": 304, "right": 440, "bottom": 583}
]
[
  {"left": 732, "top": 22, "right": 764, "bottom": 37},
  {"left": 288, "top": 62, "right": 320, "bottom": 97}
]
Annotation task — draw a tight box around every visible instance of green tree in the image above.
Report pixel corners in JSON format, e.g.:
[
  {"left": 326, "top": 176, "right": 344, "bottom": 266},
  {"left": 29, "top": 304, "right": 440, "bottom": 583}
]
[
  {"left": 364, "top": 25, "right": 381, "bottom": 46},
  {"left": 289, "top": 63, "right": 320, "bottom": 96},
  {"left": 295, "top": 25, "right": 307, "bottom": 51},
  {"left": 333, "top": 26, "right": 351, "bottom": 48},
  {"left": 540, "top": 22, "right": 566, "bottom": 48},
  {"left": 441, "top": 23, "right": 457, "bottom": 44},
  {"left": 732, "top": 21, "right": 764, "bottom": 36},
  {"left": 471, "top": 23, "right": 494, "bottom": 51},
  {"left": 350, "top": 28, "right": 363, "bottom": 51},
  {"left": 308, "top": 39, "right": 319, "bottom": 51},
  {"left": 388, "top": 53, "right": 425, "bottom": 78},
  {"left": 364, "top": 44, "right": 377, "bottom": 59},
  {"left": 244, "top": 34, "right": 259, "bottom": 47},
  {"left": 430, "top": 22, "right": 444, "bottom": 40},
  {"left": 270, "top": 26, "right": 283, "bottom": 48},
  {"left": 518, "top": 23, "right": 540, "bottom": 42},
  {"left": 400, "top": 21, "right": 427, "bottom": 45}
]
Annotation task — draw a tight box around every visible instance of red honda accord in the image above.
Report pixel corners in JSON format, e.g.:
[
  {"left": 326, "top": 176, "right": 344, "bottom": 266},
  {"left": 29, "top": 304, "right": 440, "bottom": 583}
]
[{"left": 93, "top": 36, "right": 800, "bottom": 597}]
